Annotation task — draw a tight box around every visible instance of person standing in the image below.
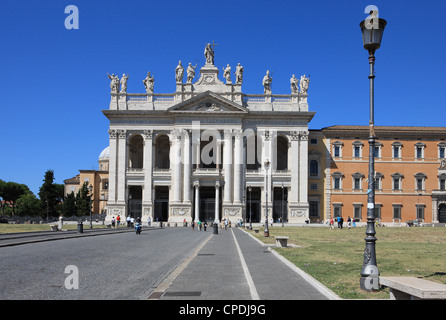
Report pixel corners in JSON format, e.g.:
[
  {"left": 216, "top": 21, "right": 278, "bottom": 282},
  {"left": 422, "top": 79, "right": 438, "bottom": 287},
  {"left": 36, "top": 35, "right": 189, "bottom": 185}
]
[
  {"left": 329, "top": 218, "right": 334, "bottom": 230},
  {"left": 127, "top": 215, "right": 131, "bottom": 228},
  {"left": 339, "top": 216, "right": 344, "bottom": 229},
  {"left": 116, "top": 215, "right": 121, "bottom": 227}
]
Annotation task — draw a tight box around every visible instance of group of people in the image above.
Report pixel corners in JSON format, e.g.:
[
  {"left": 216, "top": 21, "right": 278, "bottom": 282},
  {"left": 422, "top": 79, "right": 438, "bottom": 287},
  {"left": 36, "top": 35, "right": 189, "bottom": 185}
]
[
  {"left": 329, "top": 216, "right": 355, "bottom": 229},
  {"left": 110, "top": 215, "right": 152, "bottom": 228},
  {"left": 189, "top": 219, "right": 208, "bottom": 231}
]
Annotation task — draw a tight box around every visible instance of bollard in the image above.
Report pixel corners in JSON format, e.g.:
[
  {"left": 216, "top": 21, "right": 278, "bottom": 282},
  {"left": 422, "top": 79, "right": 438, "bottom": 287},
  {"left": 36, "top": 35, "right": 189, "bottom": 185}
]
[
  {"left": 213, "top": 223, "right": 218, "bottom": 234},
  {"left": 77, "top": 222, "right": 83, "bottom": 233}
]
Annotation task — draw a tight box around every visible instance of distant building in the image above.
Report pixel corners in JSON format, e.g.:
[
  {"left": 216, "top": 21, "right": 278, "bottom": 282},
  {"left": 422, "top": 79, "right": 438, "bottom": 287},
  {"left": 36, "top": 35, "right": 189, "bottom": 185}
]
[
  {"left": 320, "top": 125, "right": 446, "bottom": 224},
  {"left": 63, "top": 146, "right": 109, "bottom": 215}
]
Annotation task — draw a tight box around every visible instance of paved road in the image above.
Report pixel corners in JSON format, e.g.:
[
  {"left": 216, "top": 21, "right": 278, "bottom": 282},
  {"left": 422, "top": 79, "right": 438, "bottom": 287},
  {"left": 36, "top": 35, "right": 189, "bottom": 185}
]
[
  {"left": 0, "top": 227, "right": 209, "bottom": 299},
  {"left": 0, "top": 226, "right": 338, "bottom": 301}
]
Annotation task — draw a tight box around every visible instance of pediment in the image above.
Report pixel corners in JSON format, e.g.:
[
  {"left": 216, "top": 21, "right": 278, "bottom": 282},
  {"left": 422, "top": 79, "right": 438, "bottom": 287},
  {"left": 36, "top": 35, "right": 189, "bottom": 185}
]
[{"left": 168, "top": 91, "right": 248, "bottom": 114}]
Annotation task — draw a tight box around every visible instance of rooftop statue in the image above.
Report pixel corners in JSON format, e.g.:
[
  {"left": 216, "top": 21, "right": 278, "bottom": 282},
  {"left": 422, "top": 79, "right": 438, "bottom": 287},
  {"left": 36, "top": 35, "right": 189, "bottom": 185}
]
[
  {"left": 175, "top": 60, "right": 184, "bottom": 83},
  {"left": 262, "top": 70, "right": 273, "bottom": 95},
  {"left": 235, "top": 63, "right": 244, "bottom": 85},
  {"left": 223, "top": 64, "right": 232, "bottom": 83},
  {"left": 204, "top": 43, "right": 214, "bottom": 65},
  {"left": 143, "top": 71, "right": 154, "bottom": 93},
  {"left": 107, "top": 73, "right": 120, "bottom": 94},
  {"left": 186, "top": 63, "right": 197, "bottom": 83},
  {"left": 120, "top": 74, "right": 129, "bottom": 93},
  {"left": 300, "top": 75, "right": 310, "bottom": 94},
  {"left": 290, "top": 74, "right": 299, "bottom": 94}
]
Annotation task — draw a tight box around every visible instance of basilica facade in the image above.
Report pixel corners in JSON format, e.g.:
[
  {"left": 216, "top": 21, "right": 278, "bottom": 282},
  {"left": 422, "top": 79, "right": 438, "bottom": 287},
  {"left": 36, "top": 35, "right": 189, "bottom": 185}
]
[{"left": 102, "top": 45, "right": 314, "bottom": 224}]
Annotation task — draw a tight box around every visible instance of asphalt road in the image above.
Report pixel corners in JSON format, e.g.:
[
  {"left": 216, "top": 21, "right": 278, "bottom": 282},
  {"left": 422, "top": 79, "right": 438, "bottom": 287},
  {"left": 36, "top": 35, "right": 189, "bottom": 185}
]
[{"left": 0, "top": 228, "right": 210, "bottom": 300}]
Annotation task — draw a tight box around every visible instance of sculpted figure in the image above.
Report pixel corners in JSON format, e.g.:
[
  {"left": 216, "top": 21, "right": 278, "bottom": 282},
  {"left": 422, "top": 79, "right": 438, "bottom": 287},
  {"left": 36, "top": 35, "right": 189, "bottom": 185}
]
[
  {"left": 290, "top": 74, "right": 299, "bottom": 94},
  {"left": 186, "top": 63, "right": 197, "bottom": 83},
  {"left": 143, "top": 71, "right": 154, "bottom": 93},
  {"left": 300, "top": 75, "right": 310, "bottom": 94},
  {"left": 235, "top": 63, "right": 244, "bottom": 84},
  {"left": 262, "top": 70, "right": 272, "bottom": 95},
  {"left": 223, "top": 64, "right": 231, "bottom": 83},
  {"left": 107, "top": 73, "right": 120, "bottom": 93},
  {"left": 120, "top": 74, "right": 129, "bottom": 93},
  {"left": 204, "top": 43, "right": 214, "bottom": 65},
  {"left": 175, "top": 60, "right": 184, "bottom": 83}
]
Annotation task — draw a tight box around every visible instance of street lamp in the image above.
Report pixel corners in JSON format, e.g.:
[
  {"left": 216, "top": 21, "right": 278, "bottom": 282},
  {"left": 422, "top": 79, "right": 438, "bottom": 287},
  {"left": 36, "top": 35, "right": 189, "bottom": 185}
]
[
  {"left": 264, "top": 159, "right": 270, "bottom": 237},
  {"left": 89, "top": 185, "right": 93, "bottom": 229},
  {"left": 248, "top": 186, "right": 252, "bottom": 230},
  {"left": 281, "top": 181, "right": 285, "bottom": 227},
  {"left": 359, "top": 10, "right": 387, "bottom": 291}
]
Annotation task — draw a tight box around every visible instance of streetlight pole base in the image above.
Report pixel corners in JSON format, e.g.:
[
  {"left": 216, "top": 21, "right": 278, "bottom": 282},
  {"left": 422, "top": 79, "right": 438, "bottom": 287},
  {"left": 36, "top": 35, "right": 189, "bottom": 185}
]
[
  {"left": 360, "top": 276, "right": 380, "bottom": 292},
  {"left": 264, "top": 231, "right": 269, "bottom": 237}
]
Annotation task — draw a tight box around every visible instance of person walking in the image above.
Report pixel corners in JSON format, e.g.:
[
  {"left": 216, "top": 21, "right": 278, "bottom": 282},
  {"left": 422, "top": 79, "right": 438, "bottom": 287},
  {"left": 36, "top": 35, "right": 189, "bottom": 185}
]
[
  {"left": 147, "top": 216, "right": 151, "bottom": 227},
  {"left": 339, "top": 216, "right": 344, "bottom": 229},
  {"left": 329, "top": 218, "right": 334, "bottom": 230},
  {"left": 116, "top": 215, "right": 121, "bottom": 227},
  {"left": 127, "top": 215, "right": 131, "bottom": 228},
  {"left": 111, "top": 216, "right": 116, "bottom": 228},
  {"left": 347, "top": 216, "right": 351, "bottom": 229},
  {"left": 337, "top": 216, "right": 341, "bottom": 229},
  {"left": 203, "top": 221, "right": 207, "bottom": 231}
]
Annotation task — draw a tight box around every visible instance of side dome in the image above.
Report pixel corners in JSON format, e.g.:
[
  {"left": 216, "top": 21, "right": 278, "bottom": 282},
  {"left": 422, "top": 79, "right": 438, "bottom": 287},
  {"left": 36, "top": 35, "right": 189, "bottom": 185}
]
[{"left": 99, "top": 146, "right": 110, "bottom": 160}]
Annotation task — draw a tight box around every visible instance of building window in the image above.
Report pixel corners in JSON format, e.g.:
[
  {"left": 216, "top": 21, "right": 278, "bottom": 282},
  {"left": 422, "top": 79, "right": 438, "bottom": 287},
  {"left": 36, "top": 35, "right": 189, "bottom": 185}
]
[
  {"left": 333, "top": 204, "right": 342, "bottom": 218},
  {"left": 375, "top": 172, "right": 383, "bottom": 191},
  {"left": 333, "top": 141, "right": 343, "bottom": 158},
  {"left": 414, "top": 173, "right": 426, "bottom": 191},
  {"left": 309, "top": 183, "right": 318, "bottom": 190},
  {"left": 438, "top": 142, "right": 446, "bottom": 159},
  {"left": 415, "top": 142, "right": 425, "bottom": 160},
  {"left": 309, "top": 201, "right": 319, "bottom": 218},
  {"left": 393, "top": 204, "right": 402, "bottom": 220},
  {"left": 352, "top": 141, "right": 363, "bottom": 159},
  {"left": 416, "top": 204, "right": 425, "bottom": 220},
  {"left": 374, "top": 143, "right": 382, "bottom": 159},
  {"left": 392, "top": 142, "right": 402, "bottom": 159},
  {"left": 309, "top": 160, "right": 319, "bottom": 177},
  {"left": 352, "top": 172, "right": 364, "bottom": 191},
  {"left": 391, "top": 173, "right": 404, "bottom": 191},
  {"left": 310, "top": 138, "right": 318, "bottom": 145},
  {"left": 438, "top": 174, "right": 446, "bottom": 191},
  {"left": 332, "top": 172, "right": 343, "bottom": 190},
  {"left": 374, "top": 204, "right": 382, "bottom": 220},
  {"left": 353, "top": 204, "right": 362, "bottom": 220}
]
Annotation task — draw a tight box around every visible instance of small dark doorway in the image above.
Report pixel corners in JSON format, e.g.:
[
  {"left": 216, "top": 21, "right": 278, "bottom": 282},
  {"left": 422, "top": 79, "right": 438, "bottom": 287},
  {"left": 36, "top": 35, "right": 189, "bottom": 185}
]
[
  {"left": 198, "top": 187, "right": 221, "bottom": 222},
  {"left": 439, "top": 204, "right": 446, "bottom": 223},
  {"left": 273, "top": 187, "right": 288, "bottom": 223},
  {"left": 154, "top": 186, "right": 169, "bottom": 222},
  {"left": 128, "top": 186, "right": 142, "bottom": 219},
  {"left": 247, "top": 187, "right": 261, "bottom": 223}
]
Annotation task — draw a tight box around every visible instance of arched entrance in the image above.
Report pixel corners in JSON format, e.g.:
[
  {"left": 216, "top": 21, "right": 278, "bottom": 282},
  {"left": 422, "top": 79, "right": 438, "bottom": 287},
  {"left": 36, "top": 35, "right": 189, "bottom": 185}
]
[
  {"left": 439, "top": 204, "right": 446, "bottom": 223},
  {"left": 128, "top": 186, "right": 142, "bottom": 219}
]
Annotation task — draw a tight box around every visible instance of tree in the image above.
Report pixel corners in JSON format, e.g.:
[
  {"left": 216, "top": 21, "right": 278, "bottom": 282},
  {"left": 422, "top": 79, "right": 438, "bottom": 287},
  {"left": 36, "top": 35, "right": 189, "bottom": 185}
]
[
  {"left": 16, "top": 194, "right": 42, "bottom": 217},
  {"left": 75, "top": 182, "right": 91, "bottom": 217},
  {"left": 0, "top": 181, "right": 27, "bottom": 216},
  {"left": 38, "top": 170, "right": 62, "bottom": 220},
  {"left": 62, "top": 191, "right": 77, "bottom": 217}
]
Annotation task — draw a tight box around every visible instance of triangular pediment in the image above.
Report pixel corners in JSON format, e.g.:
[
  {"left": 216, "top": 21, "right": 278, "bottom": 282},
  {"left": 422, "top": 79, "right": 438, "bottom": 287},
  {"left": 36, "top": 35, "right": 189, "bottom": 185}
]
[{"left": 168, "top": 91, "right": 248, "bottom": 114}]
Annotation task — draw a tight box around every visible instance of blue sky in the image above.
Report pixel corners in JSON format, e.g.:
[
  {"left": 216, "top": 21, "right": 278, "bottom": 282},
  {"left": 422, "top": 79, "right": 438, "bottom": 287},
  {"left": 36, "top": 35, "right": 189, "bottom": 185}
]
[{"left": 1, "top": 0, "right": 445, "bottom": 196}]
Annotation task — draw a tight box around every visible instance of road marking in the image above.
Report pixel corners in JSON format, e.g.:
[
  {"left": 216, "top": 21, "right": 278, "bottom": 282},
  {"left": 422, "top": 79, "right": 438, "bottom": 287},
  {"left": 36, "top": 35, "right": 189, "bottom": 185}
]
[
  {"left": 231, "top": 229, "right": 260, "bottom": 300},
  {"left": 147, "top": 233, "right": 212, "bottom": 300}
]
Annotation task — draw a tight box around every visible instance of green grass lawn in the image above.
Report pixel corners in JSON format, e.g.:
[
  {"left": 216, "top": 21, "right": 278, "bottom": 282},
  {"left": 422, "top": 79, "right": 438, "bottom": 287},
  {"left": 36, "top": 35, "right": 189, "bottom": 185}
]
[
  {"left": 248, "top": 226, "right": 446, "bottom": 299},
  {"left": 0, "top": 223, "right": 108, "bottom": 233}
]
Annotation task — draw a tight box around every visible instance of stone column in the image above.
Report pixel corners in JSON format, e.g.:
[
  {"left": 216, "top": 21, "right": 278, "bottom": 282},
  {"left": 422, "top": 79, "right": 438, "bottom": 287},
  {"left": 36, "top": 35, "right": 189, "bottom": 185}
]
[
  {"left": 215, "top": 180, "right": 220, "bottom": 223},
  {"left": 194, "top": 181, "right": 200, "bottom": 222},
  {"left": 234, "top": 130, "right": 242, "bottom": 204},
  {"left": 108, "top": 129, "right": 118, "bottom": 204},
  {"left": 117, "top": 129, "right": 127, "bottom": 206},
  {"left": 223, "top": 130, "right": 233, "bottom": 204},
  {"left": 171, "top": 129, "right": 182, "bottom": 203},
  {"left": 143, "top": 130, "right": 153, "bottom": 218},
  {"left": 298, "top": 131, "right": 309, "bottom": 205},
  {"left": 183, "top": 130, "right": 191, "bottom": 204},
  {"left": 290, "top": 131, "right": 300, "bottom": 204}
]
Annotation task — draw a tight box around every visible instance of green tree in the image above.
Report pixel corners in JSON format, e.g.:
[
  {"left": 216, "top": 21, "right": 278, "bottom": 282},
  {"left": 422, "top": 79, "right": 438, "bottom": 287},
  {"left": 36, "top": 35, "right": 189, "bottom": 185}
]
[
  {"left": 0, "top": 181, "right": 27, "bottom": 216},
  {"left": 16, "top": 193, "right": 42, "bottom": 217},
  {"left": 76, "top": 182, "right": 91, "bottom": 217},
  {"left": 38, "top": 170, "right": 62, "bottom": 220},
  {"left": 62, "top": 191, "right": 77, "bottom": 217}
]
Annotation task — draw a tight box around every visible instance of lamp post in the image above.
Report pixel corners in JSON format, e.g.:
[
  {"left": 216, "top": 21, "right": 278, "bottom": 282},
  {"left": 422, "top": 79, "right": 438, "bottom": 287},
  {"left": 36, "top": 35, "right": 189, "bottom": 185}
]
[
  {"left": 89, "top": 185, "right": 93, "bottom": 229},
  {"left": 249, "top": 186, "right": 253, "bottom": 230},
  {"left": 281, "top": 181, "right": 284, "bottom": 227},
  {"left": 359, "top": 10, "right": 387, "bottom": 291},
  {"left": 264, "top": 159, "right": 270, "bottom": 237}
]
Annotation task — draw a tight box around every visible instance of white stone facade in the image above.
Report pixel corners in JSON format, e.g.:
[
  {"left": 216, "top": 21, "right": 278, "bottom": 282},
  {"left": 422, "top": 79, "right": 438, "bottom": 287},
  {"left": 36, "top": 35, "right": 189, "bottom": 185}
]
[{"left": 103, "top": 47, "right": 315, "bottom": 225}]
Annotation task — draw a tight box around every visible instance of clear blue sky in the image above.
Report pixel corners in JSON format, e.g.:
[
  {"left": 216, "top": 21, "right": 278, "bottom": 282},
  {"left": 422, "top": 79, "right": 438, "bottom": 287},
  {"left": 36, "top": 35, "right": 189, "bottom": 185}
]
[{"left": 1, "top": 0, "right": 445, "bottom": 197}]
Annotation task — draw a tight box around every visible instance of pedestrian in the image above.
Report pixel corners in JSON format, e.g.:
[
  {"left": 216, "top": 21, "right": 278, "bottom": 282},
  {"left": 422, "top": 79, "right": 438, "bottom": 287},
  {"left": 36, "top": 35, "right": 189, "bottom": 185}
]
[
  {"left": 127, "top": 215, "right": 131, "bottom": 228},
  {"left": 147, "top": 216, "right": 151, "bottom": 227},
  {"left": 111, "top": 216, "right": 116, "bottom": 228},
  {"left": 337, "top": 216, "right": 341, "bottom": 228},
  {"left": 198, "top": 220, "right": 202, "bottom": 231},
  {"left": 347, "top": 216, "right": 351, "bottom": 229},
  {"left": 329, "top": 218, "right": 334, "bottom": 229},
  {"left": 203, "top": 221, "right": 207, "bottom": 231},
  {"left": 224, "top": 219, "right": 228, "bottom": 230},
  {"left": 130, "top": 216, "right": 135, "bottom": 228},
  {"left": 116, "top": 215, "right": 121, "bottom": 227},
  {"left": 339, "top": 216, "right": 344, "bottom": 229},
  {"left": 191, "top": 221, "right": 195, "bottom": 230}
]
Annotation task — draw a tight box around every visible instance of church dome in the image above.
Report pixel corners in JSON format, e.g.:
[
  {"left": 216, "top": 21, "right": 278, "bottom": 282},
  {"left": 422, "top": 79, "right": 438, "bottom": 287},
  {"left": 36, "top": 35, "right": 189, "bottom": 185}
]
[{"left": 99, "top": 146, "right": 109, "bottom": 160}]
